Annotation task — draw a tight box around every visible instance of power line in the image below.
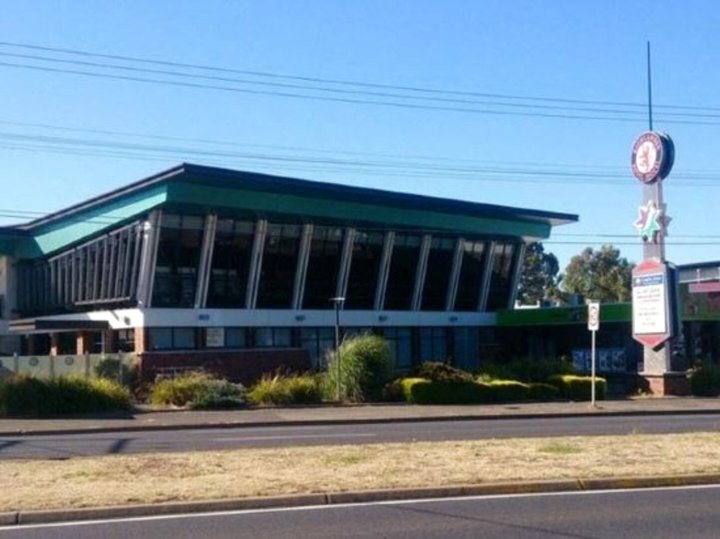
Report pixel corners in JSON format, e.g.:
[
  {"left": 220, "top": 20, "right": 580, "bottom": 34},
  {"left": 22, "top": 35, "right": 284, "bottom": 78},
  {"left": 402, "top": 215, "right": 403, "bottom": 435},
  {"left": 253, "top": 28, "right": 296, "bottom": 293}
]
[{"left": 2, "top": 40, "right": 719, "bottom": 114}]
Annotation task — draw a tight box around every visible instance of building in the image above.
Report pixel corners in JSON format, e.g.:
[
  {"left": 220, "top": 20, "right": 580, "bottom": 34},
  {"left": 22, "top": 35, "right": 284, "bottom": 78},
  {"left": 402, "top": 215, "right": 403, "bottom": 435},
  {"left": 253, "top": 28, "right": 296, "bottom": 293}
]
[{"left": 0, "top": 163, "right": 576, "bottom": 382}]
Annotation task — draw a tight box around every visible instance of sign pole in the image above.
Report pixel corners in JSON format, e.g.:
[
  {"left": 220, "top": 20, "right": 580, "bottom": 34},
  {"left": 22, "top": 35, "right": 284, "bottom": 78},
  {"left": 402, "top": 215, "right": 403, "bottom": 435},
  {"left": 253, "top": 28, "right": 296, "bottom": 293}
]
[
  {"left": 587, "top": 300, "right": 600, "bottom": 408},
  {"left": 591, "top": 328, "right": 596, "bottom": 407}
]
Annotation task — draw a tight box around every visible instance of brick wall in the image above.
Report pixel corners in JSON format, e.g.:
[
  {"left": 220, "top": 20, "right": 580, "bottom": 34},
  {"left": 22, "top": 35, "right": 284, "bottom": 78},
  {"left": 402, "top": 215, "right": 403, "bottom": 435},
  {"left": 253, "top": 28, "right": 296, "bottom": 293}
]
[{"left": 137, "top": 348, "right": 312, "bottom": 385}]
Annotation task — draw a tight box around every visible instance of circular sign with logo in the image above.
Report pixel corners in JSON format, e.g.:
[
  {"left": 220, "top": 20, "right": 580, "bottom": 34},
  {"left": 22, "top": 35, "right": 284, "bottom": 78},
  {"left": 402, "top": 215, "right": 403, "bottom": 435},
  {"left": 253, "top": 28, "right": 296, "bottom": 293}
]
[{"left": 631, "top": 131, "right": 674, "bottom": 184}]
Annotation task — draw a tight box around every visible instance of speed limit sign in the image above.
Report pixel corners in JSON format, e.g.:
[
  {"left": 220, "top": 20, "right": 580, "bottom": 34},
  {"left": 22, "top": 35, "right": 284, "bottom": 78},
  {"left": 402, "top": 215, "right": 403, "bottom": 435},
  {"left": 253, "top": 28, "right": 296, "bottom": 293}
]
[{"left": 587, "top": 300, "right": 600, "bottom": 331}]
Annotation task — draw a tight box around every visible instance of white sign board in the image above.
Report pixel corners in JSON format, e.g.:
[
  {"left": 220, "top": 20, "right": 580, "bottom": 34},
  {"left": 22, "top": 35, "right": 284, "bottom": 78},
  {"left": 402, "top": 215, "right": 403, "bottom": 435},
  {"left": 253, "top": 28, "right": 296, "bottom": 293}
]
[
  {"left": 587, "top": 301, "right": 600, "bottom": 332},
  {"left": 205, "top": 327, "right": 225, "bottom": 348},
  {"left": 632, "top": 272, "right": 668, "bottom": 334}
]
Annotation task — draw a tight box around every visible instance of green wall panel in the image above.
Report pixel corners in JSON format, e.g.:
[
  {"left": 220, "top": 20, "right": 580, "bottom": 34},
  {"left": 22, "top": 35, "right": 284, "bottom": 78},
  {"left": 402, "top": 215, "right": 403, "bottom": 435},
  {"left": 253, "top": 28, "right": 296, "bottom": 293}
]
[{"left": 28, "top": 185, "right": 168, "bottom": 257}]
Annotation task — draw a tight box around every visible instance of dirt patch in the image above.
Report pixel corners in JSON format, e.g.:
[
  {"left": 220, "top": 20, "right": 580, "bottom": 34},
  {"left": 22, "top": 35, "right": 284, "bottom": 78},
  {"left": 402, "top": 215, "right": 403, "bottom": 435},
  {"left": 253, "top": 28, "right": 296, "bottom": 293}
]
[{"left": 2, "top": 432, "right": 720, "bottom": 511}]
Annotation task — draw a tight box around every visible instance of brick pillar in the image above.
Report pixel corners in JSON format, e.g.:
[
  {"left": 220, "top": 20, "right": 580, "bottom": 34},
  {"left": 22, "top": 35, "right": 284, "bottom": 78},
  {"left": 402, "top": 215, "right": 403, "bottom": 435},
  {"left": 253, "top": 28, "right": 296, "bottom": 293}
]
[
  {"left": 49, "top": 333, "right": 59, "bottom": 356},
  {"left": 76, "top": 332, "right": 89, "bottom": 355},
  {"left": 134, "top": 327, "right": 147, "bottom": 354}
]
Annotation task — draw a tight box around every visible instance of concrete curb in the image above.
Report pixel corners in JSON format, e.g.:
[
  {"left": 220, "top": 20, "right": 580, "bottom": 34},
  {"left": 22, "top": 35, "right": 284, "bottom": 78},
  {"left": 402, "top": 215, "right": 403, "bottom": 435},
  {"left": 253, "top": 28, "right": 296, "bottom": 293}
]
[
  {"left": 3, "top": 474, "right": 720, "bottom": 527},
  {"left": 3, "top": 407, "right": 720, "bottom": 437}
]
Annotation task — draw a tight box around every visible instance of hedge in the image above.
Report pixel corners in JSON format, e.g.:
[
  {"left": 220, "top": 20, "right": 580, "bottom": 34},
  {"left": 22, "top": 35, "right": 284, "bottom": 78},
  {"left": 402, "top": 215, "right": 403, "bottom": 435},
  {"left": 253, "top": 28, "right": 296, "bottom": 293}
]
[
  {"left": 547, "top": 374, "right": 606, "bottom": 401},
  {"left": 485, "top": 380, "right": 530, "bottom": 402},
  {"left": 400, "top": 378, "right": 493, "bottom": 404},
  {"left": 0, "top": 375, "right": 131, "bottom": 417},
  {"left": 687, "top": 362, "right": 720, "bottom": 397},
  {"left": 527, "top": 382, "right": 560, "bottom": 401}
]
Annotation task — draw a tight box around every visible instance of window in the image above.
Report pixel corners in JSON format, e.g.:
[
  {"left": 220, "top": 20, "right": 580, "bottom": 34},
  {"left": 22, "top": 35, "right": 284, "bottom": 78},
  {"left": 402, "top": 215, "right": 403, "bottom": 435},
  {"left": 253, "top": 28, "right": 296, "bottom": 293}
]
[
  {"left": 256, "top": 224, "right": 302, "bottom": 309},
  {"left": 207, "top": 219, "right": 254, "bottom": 308},
  {"left": 255, "top": 327, "right": 292, "bottom": 347},
  {"left": 453, "top": 327, "right": 480, "bottom": 371},
  {"left": 419, "top": 327, "right": 447, "bottom": 362},
  {"left": 303, "top": 226, "right": 345, "bottom": 309},
  {"left": 455, "top": 240, "right": 488, "bottom": 311},
  {"left": 384, "top": 234, "right": 421, "bottom": 311},
  {"left": 486, "top": 243, "right": 518, "bottom": 311},
  {"left": 148, "top": 327, "right": 197, "bottom": 350},
  {"left": 345, "top": 230, "right": 385, "bottom": 309},
  {"left": 152, "top": 214, "right": 204, "bottom": 307},
  {"left": 382, "top": 327, "right": 413, "bottom": 369},
  {"left": 421, "top": 237, "right": 455, "bottom": 311},
  {"left": 116, "top": 329, "right": 135, "bottom": 352},
  {"left": 300, "top": 327, "right": 335, "bottom": 367}
]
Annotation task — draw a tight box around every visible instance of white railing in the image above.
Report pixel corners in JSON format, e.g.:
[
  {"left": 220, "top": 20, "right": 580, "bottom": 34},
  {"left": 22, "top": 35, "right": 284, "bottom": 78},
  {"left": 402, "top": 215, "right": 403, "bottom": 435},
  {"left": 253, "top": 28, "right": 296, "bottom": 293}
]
[{"left": 0, "top": 353, "right": 136, "bottom": 379}]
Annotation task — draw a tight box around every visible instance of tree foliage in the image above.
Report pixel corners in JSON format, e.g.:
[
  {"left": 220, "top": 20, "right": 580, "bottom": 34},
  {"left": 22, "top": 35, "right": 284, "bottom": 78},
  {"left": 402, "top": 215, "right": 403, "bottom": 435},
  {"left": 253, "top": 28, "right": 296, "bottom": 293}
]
[
  {"left": 559, "top": 245, "right": 634, "bottom": 303},
  {"left": 517, "top": 242, "right": 560, "bottom": 304}
]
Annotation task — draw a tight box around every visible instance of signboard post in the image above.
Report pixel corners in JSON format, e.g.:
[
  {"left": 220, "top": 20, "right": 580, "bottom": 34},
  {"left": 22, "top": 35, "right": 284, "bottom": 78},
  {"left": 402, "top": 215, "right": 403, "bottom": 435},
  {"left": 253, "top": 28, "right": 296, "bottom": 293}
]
[{"left": 587, "top": 300, "right": 600, "bottom": 407}]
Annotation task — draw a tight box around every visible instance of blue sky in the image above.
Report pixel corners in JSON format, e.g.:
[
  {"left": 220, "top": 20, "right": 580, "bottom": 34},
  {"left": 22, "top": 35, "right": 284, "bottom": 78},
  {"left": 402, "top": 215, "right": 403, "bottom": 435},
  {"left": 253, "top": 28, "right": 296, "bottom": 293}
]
[{"left": 1, "top": 0, "right": 719, "bottom": 270}]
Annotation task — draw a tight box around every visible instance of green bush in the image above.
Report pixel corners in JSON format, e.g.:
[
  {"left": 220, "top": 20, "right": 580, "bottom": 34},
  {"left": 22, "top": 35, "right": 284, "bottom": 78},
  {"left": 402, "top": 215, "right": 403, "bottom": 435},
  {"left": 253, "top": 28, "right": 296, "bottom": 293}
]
[
  {"left": 247, "top": 373, "right": 323, "bottom": 406},
  {"left": 548, "top": 374, "right": 606, "bottom": 401},
  {"left": 486, "top": 380, "right": 530, "bottom": 402},
  {"left": 149, "top": 372, "right": 244, "bottom": 409},
  {"left": 0, "top": 375, "right": 131, "bottom": 417},
  {"left": 479, "top": 358, "right": 575, "bottom": 383},
  {"left": 326, "top": 334, "right": 394, "bottom": 402},
  {"left": 687, "top": 362, "right": 720, "bottom": 396},
  {"left": 412, "top": 362, "right": 474, "bottom": 383},
  {"left": 94, "top": 357, "right": 133, "bottom": 386},
  {"left": 400, "top": 378, "right": 493, "bottom": 404},
  {"left": 527, "top": 382, "right": 560, "bottom": 401}
]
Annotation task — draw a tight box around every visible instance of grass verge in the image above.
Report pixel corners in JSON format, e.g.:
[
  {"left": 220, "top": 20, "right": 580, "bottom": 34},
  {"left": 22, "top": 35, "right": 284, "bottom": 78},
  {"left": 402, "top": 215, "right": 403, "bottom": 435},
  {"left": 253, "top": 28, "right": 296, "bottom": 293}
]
[{"left": 2, "top": 432, "right": 720, "bottom": 512}]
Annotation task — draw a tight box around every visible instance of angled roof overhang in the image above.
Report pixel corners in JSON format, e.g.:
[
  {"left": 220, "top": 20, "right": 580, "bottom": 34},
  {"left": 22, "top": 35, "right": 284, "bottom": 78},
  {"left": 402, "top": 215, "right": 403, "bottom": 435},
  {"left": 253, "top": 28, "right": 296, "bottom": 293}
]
[{"left": 4, "top": 163, "right": 578, "bottom": 259}]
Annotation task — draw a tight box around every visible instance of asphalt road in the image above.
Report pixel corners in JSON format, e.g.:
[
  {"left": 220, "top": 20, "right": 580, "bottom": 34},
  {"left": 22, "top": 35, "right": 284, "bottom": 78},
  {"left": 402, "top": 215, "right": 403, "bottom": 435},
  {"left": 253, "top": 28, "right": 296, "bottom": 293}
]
[
  {"left": 2, "top": 413, "right": 720, "bottom": 459},
  {"left": 2, "top": 484, "right": 720, "bottom": 538}
]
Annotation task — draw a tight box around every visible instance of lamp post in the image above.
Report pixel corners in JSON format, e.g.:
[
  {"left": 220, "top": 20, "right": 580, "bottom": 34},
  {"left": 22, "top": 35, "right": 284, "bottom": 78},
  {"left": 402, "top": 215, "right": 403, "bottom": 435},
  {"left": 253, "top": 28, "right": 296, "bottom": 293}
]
[{"left": 329, "top": 296, "right": 345, "bottom": 401}]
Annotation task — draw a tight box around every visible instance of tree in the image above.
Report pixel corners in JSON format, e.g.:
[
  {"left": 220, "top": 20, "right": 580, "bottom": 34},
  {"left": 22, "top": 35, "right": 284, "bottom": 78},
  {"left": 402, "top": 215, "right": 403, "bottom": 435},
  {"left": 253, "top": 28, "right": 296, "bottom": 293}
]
[
  {"left": 559, "top": 245, "right": 634, "bottom": 303},
  {"left": 517, "top": 242, "right": 560, "bottom": 305}
]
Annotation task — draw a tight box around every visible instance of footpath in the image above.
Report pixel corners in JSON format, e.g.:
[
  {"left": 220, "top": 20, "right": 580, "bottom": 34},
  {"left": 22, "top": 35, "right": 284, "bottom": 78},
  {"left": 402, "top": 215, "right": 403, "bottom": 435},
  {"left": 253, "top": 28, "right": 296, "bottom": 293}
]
[
  {"left": 2, "top": 395, "right": 720, "bottom": 436},
  {"left": 2, "top": 396, "right": 720, "bottom": 527}
]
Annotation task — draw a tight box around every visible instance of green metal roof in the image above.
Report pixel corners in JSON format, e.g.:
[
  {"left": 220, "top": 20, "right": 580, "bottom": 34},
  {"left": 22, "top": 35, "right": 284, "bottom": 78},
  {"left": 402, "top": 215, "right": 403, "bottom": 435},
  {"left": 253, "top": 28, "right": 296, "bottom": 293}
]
[{"left": 1, "top": 163, "right": 578, "bottom": 259}]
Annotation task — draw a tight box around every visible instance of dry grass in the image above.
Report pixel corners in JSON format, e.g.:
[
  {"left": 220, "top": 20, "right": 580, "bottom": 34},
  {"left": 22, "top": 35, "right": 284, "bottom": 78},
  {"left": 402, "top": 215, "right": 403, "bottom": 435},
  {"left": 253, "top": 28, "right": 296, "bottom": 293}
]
[{"left": 2, "top": 432, "right": 720, "bottom": 511}]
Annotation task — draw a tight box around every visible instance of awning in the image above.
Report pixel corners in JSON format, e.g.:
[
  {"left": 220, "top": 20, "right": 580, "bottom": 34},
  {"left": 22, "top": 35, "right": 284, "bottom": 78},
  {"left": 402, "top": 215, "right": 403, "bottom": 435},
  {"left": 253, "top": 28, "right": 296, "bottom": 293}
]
[{"left": 8, "top": 319, "right": 111, "bottom": 332}]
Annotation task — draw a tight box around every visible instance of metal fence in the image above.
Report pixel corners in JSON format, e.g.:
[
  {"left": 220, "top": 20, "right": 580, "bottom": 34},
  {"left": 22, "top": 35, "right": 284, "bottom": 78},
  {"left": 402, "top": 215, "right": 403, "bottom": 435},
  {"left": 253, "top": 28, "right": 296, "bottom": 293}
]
[{"left": 0, "top": 353, "right": 135, "bottom": 380}]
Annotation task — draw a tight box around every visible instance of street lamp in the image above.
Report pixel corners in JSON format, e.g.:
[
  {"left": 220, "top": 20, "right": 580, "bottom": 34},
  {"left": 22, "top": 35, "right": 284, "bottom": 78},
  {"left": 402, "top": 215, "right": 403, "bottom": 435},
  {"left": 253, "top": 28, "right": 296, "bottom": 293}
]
[{"left": 329, "top": 296, "right": 345, "bottom": 401}]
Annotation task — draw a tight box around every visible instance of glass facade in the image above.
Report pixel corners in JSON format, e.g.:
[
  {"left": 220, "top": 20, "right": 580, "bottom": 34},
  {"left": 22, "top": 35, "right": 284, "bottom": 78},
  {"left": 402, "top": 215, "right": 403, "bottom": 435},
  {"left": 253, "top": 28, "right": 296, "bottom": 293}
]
[
  {"left": 345, "top": 230, "right": 385, "bottom": 309},
  {"left": 303, "top": 226, "right": 344, "bottom": 309},
  {"left": 419, "top": 327, "right": 448, "bottom": 361},
  {"left": 455, "top": 240, "right": 488, "bottom": 311},
  {"left": 148, "top": 327, "right": 197, "bottom": 350},
  {"left": 207, "top": 219, "right": 254, "bottom": 308},
  {"left": 300, "top": 327, "right": 335, "bottom": 366},
  {"left": 152, "top": 214, "right": 204, "bottom": 308},
  {"left": 384, "top": 234, "right": 421, "bottom": 311},
  {"left": 421, "top": 237, "right": 456, "bottom": 311},
  {"left": 486, "top": 242, "right": 518, "bottom": 311},
  {"left": 256, "top": 224, "right": 302, "bottom": 309},
  {"left": 382, "top": 327, "right": 413, "bottom": 369}
]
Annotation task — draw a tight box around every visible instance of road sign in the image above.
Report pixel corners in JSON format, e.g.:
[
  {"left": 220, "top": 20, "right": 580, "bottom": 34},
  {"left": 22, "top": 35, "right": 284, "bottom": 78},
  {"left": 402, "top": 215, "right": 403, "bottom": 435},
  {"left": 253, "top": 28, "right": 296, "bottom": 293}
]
[{"left": 587, "top": 301, "right": 600, "bottom": 332}]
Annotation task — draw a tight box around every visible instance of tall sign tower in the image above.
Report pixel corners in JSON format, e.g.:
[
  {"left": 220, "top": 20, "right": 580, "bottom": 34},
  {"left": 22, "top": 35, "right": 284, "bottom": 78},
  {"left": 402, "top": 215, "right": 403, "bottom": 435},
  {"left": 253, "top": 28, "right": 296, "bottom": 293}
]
[{"left": 630, "top": 43, "right": 683, "bottom": 395}]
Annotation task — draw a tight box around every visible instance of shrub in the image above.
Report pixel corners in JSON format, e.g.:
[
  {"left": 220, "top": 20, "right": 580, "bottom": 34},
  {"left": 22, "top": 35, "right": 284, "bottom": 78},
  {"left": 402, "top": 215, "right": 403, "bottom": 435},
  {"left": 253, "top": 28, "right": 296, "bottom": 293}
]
[
  {"left": 400, "top": 378, "right": 493, "bottom": 404},
  {"left": 548, "top": 374, "right": 606, "bottom": 401},
  {"left": 412, "top": 362, "right": 474, "bottom": 383},
  {"left": 527, "top": 382, "right": 560, "bottom": 401},
  {"left": 0, "top": 375, "right": 131, "bottom": 417},
  {"left": 94, "top": 356, "right": 133, "bottom": 386},
  {"left": 687, "top": 362, "right": 720, "bottom": 397},
  {"left": 486, "top": 380, "right": 530, "bottom": 402},
  {"left": 479, "top": 358, "right": 575, "bottom": 383},
  {"left": 149, "top": 372, "right": 244, "bottom": 409},
  {"left": 326, "top": 334, "right": 394, "bottom": 402},
  {"left": 247, "top": 373, "right": 323, "bottom": 406}
]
